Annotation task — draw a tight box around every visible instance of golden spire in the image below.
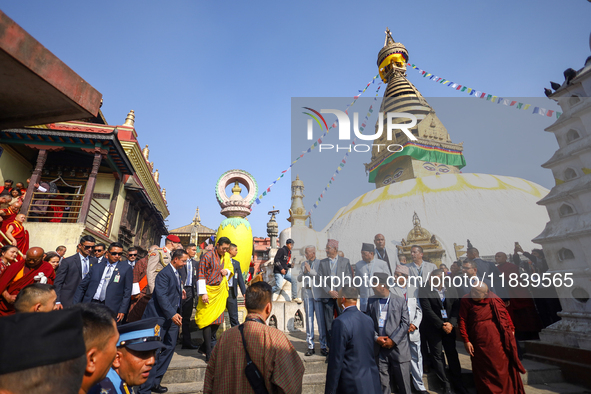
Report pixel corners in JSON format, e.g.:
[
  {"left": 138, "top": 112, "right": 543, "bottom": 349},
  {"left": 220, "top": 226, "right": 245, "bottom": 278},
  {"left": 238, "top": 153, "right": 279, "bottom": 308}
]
[
  {"left": 162, "top": 188, "right": 166, "bottom": 199},
  {"left": 142, "top": 145, "right": 149, "bottom": 160},
  {"left": 123, "top": 110, "right": 135, "bottom": 126},
  {"left": 193, "top": 207, "right": 201, "bottom": 225},
  {"left": 154, "top": 169, "right": 159, "bottom": 183}
]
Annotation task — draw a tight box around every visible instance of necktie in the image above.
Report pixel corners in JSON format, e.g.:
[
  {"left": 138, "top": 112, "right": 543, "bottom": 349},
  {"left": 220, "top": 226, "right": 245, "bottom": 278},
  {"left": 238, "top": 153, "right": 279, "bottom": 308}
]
[
  {"left": 186, "top": 260, "right": 192, "bottom": 287},
  {"left": 99, "top": 265, "right": 114, "bottom": 301},
  {"left": 175, "top": 270, "right": 181, "bottom": 308},
  {"left": 82, "top": 257, "right": 89, "bottom": 278}
]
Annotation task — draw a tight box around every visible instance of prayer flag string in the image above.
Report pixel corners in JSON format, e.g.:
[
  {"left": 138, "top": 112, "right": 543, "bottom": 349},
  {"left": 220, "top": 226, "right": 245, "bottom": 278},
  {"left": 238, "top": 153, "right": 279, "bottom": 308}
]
[
  {"left": 407, "top": 63, "right": 562, "bottom": 119},
  {"left": 307, "top": 83, "right": 383, "bottom": 215},
  {"left": 253, "top": 75, "right": 381, "bottom": 208}
]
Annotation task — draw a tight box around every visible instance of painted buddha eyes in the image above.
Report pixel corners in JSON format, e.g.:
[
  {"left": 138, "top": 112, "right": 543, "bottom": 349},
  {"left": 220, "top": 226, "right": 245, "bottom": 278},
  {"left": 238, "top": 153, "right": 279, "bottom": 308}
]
[
  {"left": 438, "top": 166, "right": 450, "bottom": 173},
  {"left": 423, "top": 162, "right": 436, "bottom": 171}
]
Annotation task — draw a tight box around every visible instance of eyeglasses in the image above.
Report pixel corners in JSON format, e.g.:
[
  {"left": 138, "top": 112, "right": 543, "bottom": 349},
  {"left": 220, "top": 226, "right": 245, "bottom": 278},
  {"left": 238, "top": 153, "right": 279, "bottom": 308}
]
[
  {"left": 128, "top": 254, "right": 137, "bottom": 257},
  {"left": 94, "top": 249, "right": 104, "bottom": 253},
  {"left": 109, "top": 252, "right": 122, "bottom": 256},
  {"left": 83, "top": 245, "right": 94, "bottom": 250}
]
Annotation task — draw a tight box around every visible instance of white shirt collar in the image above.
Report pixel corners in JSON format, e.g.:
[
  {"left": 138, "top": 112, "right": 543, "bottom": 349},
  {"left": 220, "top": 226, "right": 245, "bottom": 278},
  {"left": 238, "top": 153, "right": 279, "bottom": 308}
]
[{"left": 79, "top": 253, "right": 88, "bottom": 261}]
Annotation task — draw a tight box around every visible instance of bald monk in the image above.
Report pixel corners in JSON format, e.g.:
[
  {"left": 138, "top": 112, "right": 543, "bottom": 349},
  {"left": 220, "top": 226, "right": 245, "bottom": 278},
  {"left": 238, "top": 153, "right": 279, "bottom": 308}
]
[
  {"left": 0, "top": 247, "right": 55, "bottom": 316},
  {"left": 5, "top": 213, "right": 29, "bottom": 255},
  {"left": 0, "top": 201, "right": 21, "bottom": 233},
  {"left": 459, "top": 282, "right": 525, "bottom": 394}
]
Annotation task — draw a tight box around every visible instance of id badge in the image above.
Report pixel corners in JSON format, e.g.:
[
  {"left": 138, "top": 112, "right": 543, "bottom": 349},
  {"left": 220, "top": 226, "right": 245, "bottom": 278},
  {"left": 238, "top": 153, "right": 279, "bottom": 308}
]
[
  {"left": 114, "top": 274, "right": 120, "bottom": 283},
  {"left": 379, "top": 311, "right": 387, "bottom": 328},
  {"left": 441, "top": 309, "right": 448, "bottom": 319}
]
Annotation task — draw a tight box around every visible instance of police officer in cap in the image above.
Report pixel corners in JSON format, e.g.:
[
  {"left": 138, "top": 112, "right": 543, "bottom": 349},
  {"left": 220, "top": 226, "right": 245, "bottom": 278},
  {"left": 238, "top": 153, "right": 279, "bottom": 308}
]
[{"left": 89, "top": 317, "right": 166, "bottom": 394}]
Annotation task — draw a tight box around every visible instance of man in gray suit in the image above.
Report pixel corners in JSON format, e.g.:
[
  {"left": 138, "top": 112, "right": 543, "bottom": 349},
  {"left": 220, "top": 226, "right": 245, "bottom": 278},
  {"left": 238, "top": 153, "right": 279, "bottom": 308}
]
[
  {"left": 368, "top": 272, "right": 411, "bottom": 394},
  {"left": 391, "top": 265, "right": 428, "bottom": 393},
  {"left": 355, "top": 243, "right": 390, "bottom": 313},
  {"left": 297, "top": 245, "right": 327, "bottom": 356},
  {"left": 406, "top": 245, "right": 437, "bottom": 284},
  {"left": 317, "top": 239, "right": 352, "bottom": 344}
]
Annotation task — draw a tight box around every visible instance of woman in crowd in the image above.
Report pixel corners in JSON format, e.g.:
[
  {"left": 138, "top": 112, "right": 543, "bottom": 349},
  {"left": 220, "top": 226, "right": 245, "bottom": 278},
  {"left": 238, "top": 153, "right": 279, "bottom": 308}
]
[
  {"left": 0, "top": 245, "right": 19, "bottom": 276},
  {"left": 9, "top": 189, "right": 22, "bottom": 205},
  {"left": 43, "top": 251, "right": 61, "bottom": 273}
]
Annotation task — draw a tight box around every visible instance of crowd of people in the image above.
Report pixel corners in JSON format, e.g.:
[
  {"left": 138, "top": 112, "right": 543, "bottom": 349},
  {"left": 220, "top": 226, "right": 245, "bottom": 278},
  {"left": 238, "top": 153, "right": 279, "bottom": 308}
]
[
  {"left": 0, "top": 213, "right": 563, "bottom": 394},
  {"left": 294, "top": 235, "right": 561, "bottom": 394}
]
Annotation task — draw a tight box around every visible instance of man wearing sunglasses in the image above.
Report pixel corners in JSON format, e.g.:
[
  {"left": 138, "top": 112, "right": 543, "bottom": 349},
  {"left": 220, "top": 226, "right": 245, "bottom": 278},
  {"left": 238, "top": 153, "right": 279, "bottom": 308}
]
[
  {"left": 124, "top": 247, "right": 139, "bottom": 268},
  {"left": 94, "top": 243, "right": 107, "bottom": 264},
  {"left": 73, "top": 242, "right": 134, "bottom": 323},
  {"left": 54, "top": 235, "right": 98, "bottom": 309}
]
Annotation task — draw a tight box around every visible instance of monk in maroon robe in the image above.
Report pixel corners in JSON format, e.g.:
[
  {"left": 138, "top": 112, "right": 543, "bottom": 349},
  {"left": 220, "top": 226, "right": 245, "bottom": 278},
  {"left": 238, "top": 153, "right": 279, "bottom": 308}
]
[
  {"left": 0, "top": 247, "right": 55, "bottom": 316},
  {"left": 5, "top": 214, "right": 29, "bottom": 255},
  {"left": 459, "top": 282, "right": 525, "bottom": 394},
  {"left": 495, "top": 252, "right": 542, "bottom": 339},
  {"left": 0, "top": 201, "right": 21, "bottom": 233}
]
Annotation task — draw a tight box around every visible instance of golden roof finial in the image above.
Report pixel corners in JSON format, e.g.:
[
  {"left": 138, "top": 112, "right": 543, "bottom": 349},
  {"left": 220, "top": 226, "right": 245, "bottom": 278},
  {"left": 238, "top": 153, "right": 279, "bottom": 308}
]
[
  {"left": 232, "top": 181, "right": 242, "bottom": 195},
  {"left": 384, "top": 27, "right": 395, "bottom": 47},
  {"left": 193, "top": 207, "right": 201, "bottom": 224},
  {"left": 123, "top": 110, "right": 135, "bottom": 126}
]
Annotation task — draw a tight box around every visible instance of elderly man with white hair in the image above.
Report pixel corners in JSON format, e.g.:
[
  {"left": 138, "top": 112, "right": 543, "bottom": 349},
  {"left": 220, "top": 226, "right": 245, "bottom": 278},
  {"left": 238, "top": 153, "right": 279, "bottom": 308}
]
[{"left": 297, "top": 245, "right": 328, "bottom": 356}]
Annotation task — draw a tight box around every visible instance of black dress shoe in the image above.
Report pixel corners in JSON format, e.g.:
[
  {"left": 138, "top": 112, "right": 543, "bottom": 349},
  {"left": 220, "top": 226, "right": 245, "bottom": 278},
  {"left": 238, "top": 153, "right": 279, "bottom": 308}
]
[
  {"left": 152, "top": 385, "right": 168, "bottom": 393},
  {"left": 320, "top": 348, "right": 329, "bottom": 356},
  {"left": 305, "top": 348, "right": 315, "bottom": 356},
  {"left": 181, "top": 343, "right": 199, "bottom": 349}
]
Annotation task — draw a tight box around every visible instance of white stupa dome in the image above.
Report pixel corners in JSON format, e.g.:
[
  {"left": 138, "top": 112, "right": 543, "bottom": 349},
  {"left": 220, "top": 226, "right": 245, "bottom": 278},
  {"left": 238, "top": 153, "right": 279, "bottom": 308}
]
[{"left": 322, "top": 173, "right": 549, "bottom": 265}]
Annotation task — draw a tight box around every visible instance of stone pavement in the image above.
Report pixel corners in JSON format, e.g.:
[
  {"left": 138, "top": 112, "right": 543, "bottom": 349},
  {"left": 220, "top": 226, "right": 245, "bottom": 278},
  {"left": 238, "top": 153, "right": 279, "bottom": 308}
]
[{"left": 157, "top": 330, "right": 591, "bottom": 394}]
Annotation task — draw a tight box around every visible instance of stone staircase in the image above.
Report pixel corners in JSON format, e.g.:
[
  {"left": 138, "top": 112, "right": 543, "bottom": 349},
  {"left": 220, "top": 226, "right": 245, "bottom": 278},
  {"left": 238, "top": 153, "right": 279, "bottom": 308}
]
[{"left": 158, "top": 331, "right": 589, "bottom": 394}]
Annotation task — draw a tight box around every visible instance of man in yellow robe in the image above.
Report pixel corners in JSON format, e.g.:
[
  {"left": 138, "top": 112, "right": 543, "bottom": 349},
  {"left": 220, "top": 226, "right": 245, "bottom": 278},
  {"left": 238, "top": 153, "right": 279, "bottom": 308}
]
[{"left": 196, "top": 236, "right": 233, "bottom": 361}]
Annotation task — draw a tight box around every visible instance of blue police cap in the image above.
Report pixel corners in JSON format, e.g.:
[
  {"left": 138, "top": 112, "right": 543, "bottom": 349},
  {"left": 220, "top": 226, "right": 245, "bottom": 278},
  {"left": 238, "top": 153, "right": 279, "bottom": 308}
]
[{"left": 117, "top": 318, "right": 166, "bottom": 351}]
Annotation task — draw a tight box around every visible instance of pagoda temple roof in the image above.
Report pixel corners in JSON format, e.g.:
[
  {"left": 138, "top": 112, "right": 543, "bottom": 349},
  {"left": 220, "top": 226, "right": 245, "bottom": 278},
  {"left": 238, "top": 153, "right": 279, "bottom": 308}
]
[
  {"left": 169, "top": 222, "right": 215, "bottom": 235},
  {"left": 1, "top": 122, "right": 134, "bottom": 175}
]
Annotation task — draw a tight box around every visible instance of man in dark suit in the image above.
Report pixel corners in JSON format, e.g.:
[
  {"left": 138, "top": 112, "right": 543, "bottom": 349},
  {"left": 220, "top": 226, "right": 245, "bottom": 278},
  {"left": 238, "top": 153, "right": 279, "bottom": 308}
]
[
  {"left": 325, "top": 286, "right": 381, "bottom": 394},
  {"left": 138, "top": 249, "right": 187, "bottom": 394},
  {"left": 73, "top": 242, "right": 134, "bottom": 323},
  {"left": 54, "top": 235, "right": 98, "bottom": 309},
  {"left": 419, "top": 269, "right": 468, "bottom": 394},
  {"left": 317, "top": 238, "right": 352, "bottom": 344},
  {"left": 93, "top": 243, "right": 107, "bottom": 265},
  {"left": 179, "top": 243, "right": 198, "bottom": 349},
  {"left": 367, "top": 273, "right": 411, "bottom": 394},
  {"left": 225, "top": 243, "right": 246, "bottom": 327}
]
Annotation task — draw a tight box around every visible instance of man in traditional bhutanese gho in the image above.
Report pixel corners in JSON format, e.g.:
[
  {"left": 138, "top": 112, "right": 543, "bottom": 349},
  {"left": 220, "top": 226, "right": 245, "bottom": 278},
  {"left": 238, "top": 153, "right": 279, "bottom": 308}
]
[{"left": 196, "top": 236, "right": 233, "bottom": 362}]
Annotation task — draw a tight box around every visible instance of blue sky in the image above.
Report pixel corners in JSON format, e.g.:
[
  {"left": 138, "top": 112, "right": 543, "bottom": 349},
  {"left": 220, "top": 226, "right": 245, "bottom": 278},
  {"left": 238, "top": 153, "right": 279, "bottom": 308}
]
[{"left": 2, "top": 1, "right": 590, "bottom": 238}]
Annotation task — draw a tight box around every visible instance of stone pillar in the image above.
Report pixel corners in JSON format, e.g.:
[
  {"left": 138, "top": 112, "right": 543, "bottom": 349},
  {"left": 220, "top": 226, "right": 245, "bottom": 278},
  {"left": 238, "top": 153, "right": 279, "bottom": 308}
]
[
  {"left": 21, "top": 149, "right": 47, "bottom": 214},
  {"left": 78, "top": 149, "right": 102, "bottom": 224}
]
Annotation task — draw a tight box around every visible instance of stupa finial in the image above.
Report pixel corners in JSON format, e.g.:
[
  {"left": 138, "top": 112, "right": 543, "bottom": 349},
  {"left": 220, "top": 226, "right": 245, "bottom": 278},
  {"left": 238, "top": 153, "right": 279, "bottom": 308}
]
[
  {"left": 384, "top": 27, "right": 395, "bottom": 47},
  {"left": 123, "top": 110, "right": 135, "bottom": 126}
]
